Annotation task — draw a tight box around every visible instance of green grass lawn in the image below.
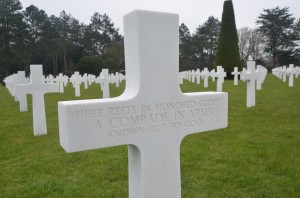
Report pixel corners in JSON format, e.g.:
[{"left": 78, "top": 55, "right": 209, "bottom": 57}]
[{"left": 0, "top": 74, "right": 300, "bottom": 197}]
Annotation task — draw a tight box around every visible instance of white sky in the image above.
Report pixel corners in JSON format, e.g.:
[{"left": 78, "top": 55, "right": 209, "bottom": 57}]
[{"left": 20, "top": 0, "right": 300, "bottom": 34}]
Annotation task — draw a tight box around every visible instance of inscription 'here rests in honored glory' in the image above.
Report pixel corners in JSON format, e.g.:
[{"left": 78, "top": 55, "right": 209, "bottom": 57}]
[{"left": 58, "top": 10, "right": 228, "bottom": 198}]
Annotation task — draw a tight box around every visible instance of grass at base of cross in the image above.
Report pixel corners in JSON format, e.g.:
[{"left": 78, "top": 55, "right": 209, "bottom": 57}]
[{"left": 0, "top": 74, "right": 299, "bottom": 197}]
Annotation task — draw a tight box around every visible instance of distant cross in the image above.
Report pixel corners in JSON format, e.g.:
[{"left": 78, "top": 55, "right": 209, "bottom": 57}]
[
  {"left": 256, "top": 65, "right": 267, "bottom": 90},
  {"left": 282, "top": 66, "right": 287, "bottom": 82},
  {"left": 286, "top": 64, "right": 295, "bottom": 87},
  {"left": 47, "top": 74, "right": 56, "bottom": 83},
  {"left": 70, "top": 72, "right": 82, "bottom": 97},
  {"left": 191, "top": 70, "right": 196, "bottom": 83},
  {"left": 58, "top": 10, "right": 228, "bottom": 198},
  {"left": 114, "top": 72, "right": 121, "bottom": 87},
  {"left": 243, "top": 59, "right": 260, "bottom": 107},
  {"left": 214, "top": 66, "right": 227, "bottom": 92},
  {"left": 6, "top": 74, "right": 19, "bottom": 101},
  {"left": 231, "top": 67, "right": 240, "bottom": 86},
  {"left": 195, "top": 69, "right": 201, "bottom": 84},
  {"left": 240, "top": 68, "right": 247, "bottom": 81},
  {"left": 201, "top": 68, "right": 210, "bottom": 88},
  {"left": 82, "top": 73, "right": 88, "bottom": 89},
  {"left": 188, "top": 70, "right": 192, "bottom": 81},
  {"left": 15, "top": 71, "right": 28, "bottom": 112},
  {"left": 87, "top": 74, "right": 96, "bottom": 85},
  {"left": 295, "top": 66, "right": 300, "bottom": 78},
  {"left": 95, "top": 69, "right": 112, "bottom": 98},
  {"left": 56, "top": 73, "right": 69, "bottom": 93},
  {"left": 210, "top": 69, "right": 216, "bottom": 82},
  {"left": 15, "top": 65, "right": 59, "bottom": 136}
]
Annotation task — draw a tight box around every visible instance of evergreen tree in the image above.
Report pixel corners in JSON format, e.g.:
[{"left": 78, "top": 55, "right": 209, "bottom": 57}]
[
  {"left": 256, "top": 7, "right": 298, "bottom": 67},
  {"left": 215, "top": 0, "right": 241, "bottom": 79}
]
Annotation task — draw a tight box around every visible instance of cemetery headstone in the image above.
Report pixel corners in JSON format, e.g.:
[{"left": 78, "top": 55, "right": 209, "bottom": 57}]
[
  {"left": 56, "top": 73, "right": 69, "bottom": 93},
  {"left": 70, "top": 72, "right": 82, "bottom": 97},
  {"left": 295, "top": 66, "right": 300, "bottom": 78},
  {"left": 15, "top": 65, "right": 59, "bottom": 136},
  {"left": 210, "top": 69, "right": 216, "bottom": 82},
  {"left": 243, "top": 59, "right": 260, "bottom": 107},
  {"left": 58, "top": 10, "right": 228, "bottom": 198},
  {"left": 231, "top": 67, "right": 240, "bottom": 86},
  {"left": 286, "top": 64, "right": 295, "bottom": 87},
  {"left": 282, "top": 66, "right": 287, "bottom": 82},
  {"left": 15, "top": 71, "right": 28, "bottom": 112},
  {"left": 201, "top": 68, "right": 210, "bottom": 88},
  {"left": 215, "top": 66, "right": 227, "bottom": 92},
  {"left": 95, "top": 69, "right": 112, "bottom": 98},
  {"left": 195, "top": 69, "right": 201, "bottom": 84},
  {"left": 82, "top": 73, "right": 88, "bottom": 89}
]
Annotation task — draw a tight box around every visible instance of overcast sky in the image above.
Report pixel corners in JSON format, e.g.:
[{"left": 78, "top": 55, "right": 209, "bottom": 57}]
[{"left": 20, "top": 0, "right": 300, "bottom": 34}]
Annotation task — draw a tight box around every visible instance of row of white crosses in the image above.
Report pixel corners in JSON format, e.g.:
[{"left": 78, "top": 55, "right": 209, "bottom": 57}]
[
  {"left": 272, "top": 65, "right": 299, "bottom": 87},
  {"left": 69, "top": 70, "right": 125, "bottom": 98},
  {"left": 179, "top": 66, "right": 227, "bottom": 91},
  {"left": 3, "top": 71, "right": 30, "bottom": 111},
  {"left": 3, "top": 66, "right": 125, "bottom": 137}
]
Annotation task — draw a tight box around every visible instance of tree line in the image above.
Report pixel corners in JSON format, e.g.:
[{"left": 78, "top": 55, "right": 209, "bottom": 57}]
[
  {"left": 0, "top": 0, "right": 123, "bottom": 77},
  {"left": 1, "top": 0, "right": 300, "bottom": 78}
]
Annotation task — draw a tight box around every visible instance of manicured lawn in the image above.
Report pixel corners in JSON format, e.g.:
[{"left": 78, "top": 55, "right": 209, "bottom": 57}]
[{"left": 0, "top": 74, "right": 299, "bottom": 197}]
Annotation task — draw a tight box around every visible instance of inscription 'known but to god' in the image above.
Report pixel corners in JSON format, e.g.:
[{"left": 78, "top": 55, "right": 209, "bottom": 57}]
[{"left": 75, "top": 98, "right": 223, "bottom": 139}]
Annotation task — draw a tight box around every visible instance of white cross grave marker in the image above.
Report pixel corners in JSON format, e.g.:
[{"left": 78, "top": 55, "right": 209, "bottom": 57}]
[
  {"left": 70, "top": 72, "right": 82, "bottom": 97},
  {"left": 215, "top": 66, "right": 227, "bottom": 92},
  {"left": 56, "top": 73, "right": 69, "bottom": 93},
  {"left": 87, "top": 74, "right": 96, "bottom": 85},
  {"left": 296, "top": 66, "right": 300, "bottom": 78},
  {"left": 256, "top": 65, "right": 268, "bottom": 90},
  {"left": 210, "top": 69, "right": 216, "bottom": 82},
  {"left": 195, "top": 69, "right": 201, "bottom": 84},
  {"left": 231, "top": 67, "right": 240, "bottom": 86},
  {"left": 95, "top": 69, "right": 112, "bottom": 98},
  {"left": 282, "top": 66, "right": 287, "bottom": 82},
  {"left": 201, "top": 68, "right": 210, "bottom": 88},
  {"left": 15, "top": 71, "right": 28, "bottom": 112},
  {"left": 82, "top": 73, "right": 88, "bottom": 89},
  {"left": 286, "top": 64, "right": 295, "bottom": 87},
  {"left": 58, "top": 10, "right": 228, "bottom": 198},
  {"left": 243, "top": 59, "right": 260, "bottom": 107},
  {"left": 15, "top": 65, "right": 59, "bottom": 136}
]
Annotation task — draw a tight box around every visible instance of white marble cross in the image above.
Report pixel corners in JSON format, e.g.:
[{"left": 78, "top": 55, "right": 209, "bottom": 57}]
[
  {"left": 82, "top": 73, "right": 89, "bottom": 89},
  {"left": 56, "top": 73, "right": 69, "bottom": 93},
  {"left": 5, "top": 73, "right": 19, "bottom": 101},
  {"left": 15, "top": 65, "right": 59, "bottom": 136},
  {"left": 95, "top": 69, "right": 112, "bottom": 98},
  {"left": 296, "top": 66, "right": 300, "bottom": 78},
  {"left": 240, "top": 68, "right": 247, "bottom": 81},
  {"left": 243, "top": 60, "right": 260, "bottom": 107},
  {"left": 210, "top": 69, "right": 216, "bottom": 82},
  {"left": 15, "top": 71, "right": 28, "bottom": 112},
  {"left": 70, "top": 72, "right": 82, "bottom": 97},
  {"left": 195, "top": 69, "right": 201, "bottom": 84},
  {"left": 87, "top": 74, "right": 96, "bottom": 85},
  {"left": 282, "top": 66, "right": 287, "bottom": 82},
  {"left": 215, "top": 66, "right": 227, "bottom": 92},
  {"left": 201, "top": 68, "right": 210, "bottom": 88},
  {"left": 191, "top": 70, "right": 196, "bottom": 83},
  {"left": 231, "top": 67, "right": 240, "bottom": 86},
  {"left": 256, "top": 65, "right": 267, "bottom": 90},
  {"left": 46, "top": 74, "right": 56, "bottom": 83},
  {"left": 58, "top": 10, "right": 228, "bottom": 198},
  {"left": 286, "top": 64, "right": 295, "bottom": 87}
]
